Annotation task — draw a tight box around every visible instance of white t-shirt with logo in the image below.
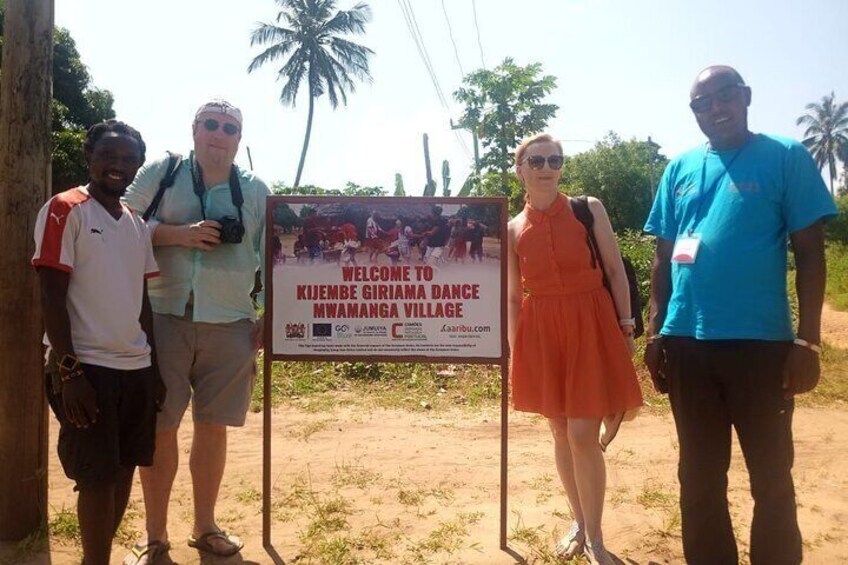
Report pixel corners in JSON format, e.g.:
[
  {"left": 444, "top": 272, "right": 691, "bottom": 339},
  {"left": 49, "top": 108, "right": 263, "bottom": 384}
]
[{"left": 32, "top": 186, "right": 159, "bottom": 370}]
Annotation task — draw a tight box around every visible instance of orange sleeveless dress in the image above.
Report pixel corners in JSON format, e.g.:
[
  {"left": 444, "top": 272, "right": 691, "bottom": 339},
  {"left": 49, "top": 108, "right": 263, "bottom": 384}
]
[{"left": 511, "top": 194, "right": 643, "bottom": 420}]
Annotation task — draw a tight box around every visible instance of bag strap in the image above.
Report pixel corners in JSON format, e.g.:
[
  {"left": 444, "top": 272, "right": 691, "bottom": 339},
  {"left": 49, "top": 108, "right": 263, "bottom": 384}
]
[
  {"left": 569, "top": 196, "right": 609, "bottom": 288},
  {"left": 142, "top": 151, "right": 183, "bottom": 221}
]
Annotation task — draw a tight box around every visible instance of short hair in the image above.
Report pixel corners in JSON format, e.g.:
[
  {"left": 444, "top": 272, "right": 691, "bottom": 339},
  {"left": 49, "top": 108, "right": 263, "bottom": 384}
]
[
  {"left": 515, "top": 133, "right": 563, "bottom": 168},
  {"left": 431, "top": 205, "right": 443, "bottom": 217},
  {"left": 84, "top": 119, "right": 146, "bottom": 164}
]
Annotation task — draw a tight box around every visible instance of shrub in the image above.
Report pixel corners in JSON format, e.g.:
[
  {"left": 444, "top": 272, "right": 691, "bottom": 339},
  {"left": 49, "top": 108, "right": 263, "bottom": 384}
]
[
  {"left": 617, "top": 229, "right": 654, "bottom": 304},
  {"left": 827, "top": 196, "right": 848, "bottom": 244}
]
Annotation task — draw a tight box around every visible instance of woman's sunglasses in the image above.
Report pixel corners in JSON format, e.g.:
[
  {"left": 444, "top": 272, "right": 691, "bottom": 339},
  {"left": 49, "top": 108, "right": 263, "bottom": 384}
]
[
  {"left": 523, "top": 154, "right": 564, "bottom": 170},
  {"left": 689, "top": 83, "right": 746, "bottom": 114},
  {"left": 200, "top": 118, "right": 240, "bottom": 136}
]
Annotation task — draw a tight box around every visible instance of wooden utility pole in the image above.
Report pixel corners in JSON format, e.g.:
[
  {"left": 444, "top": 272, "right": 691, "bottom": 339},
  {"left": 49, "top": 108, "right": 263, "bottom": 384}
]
[
  {"left": 422, "top": 133, "right": 436, "bottom": 196},
  {"left": 0, "top": 0, "right": 54, "bottom": 541}
]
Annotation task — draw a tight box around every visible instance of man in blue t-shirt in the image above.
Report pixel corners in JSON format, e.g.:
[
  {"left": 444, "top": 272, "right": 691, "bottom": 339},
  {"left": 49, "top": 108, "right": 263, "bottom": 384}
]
[{"left": 643, "top": 66, "right": 837, "bottom": 565}]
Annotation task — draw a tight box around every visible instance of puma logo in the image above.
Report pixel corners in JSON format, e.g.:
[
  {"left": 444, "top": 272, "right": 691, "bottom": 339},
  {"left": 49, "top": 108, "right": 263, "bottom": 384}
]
[
  {"left": 90, "top": 228, "right": 103, "bottom": 235},
  {"left": 50, "top": 212, "right": 65, "bottom": 225}
]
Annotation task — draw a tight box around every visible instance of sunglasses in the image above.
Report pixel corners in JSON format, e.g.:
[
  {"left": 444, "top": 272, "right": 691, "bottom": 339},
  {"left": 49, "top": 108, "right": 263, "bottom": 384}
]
[
  {"left": 523, "top": 154, "right": 564, "bottom": 170},
  {"left": 199, "top": 118, "right": 240, "bottom": 136},
  {"left": 689, "top": 83, "right": 746, "bottom": 113}
]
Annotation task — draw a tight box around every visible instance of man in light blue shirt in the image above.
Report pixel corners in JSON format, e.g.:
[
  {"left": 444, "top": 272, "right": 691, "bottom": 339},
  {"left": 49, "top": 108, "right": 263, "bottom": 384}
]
[
  {"left": 644, "top": 66, "right": 837, "bottom": 565},
  {"left": 123, "top": 100, "right": 270, "bottom": 562}
]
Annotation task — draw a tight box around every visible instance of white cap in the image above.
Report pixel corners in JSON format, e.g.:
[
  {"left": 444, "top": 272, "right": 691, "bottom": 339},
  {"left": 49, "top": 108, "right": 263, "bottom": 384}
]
[{"left": 194, "top": 99, "right": 243, "bottom": 126}]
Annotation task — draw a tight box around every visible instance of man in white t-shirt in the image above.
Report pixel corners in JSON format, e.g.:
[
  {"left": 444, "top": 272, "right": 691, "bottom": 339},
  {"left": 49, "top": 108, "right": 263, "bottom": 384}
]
[{"left": 32, "top": 120, "right": 163, "bottom": 565}]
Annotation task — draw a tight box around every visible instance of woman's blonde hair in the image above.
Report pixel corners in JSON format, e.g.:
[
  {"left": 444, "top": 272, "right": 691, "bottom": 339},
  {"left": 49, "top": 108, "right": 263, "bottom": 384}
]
[{"left": 515, "top": 133, "right": 563, "bottom": 169}]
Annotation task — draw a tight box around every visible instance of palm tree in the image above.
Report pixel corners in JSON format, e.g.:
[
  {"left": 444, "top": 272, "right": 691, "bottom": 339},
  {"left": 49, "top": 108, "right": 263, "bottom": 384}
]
[
  {"left": 796, "top": 92, "right": 848, "bottom": 194},
  {"left": 248, "top": 0, "right": 373, "bottom": 188}
]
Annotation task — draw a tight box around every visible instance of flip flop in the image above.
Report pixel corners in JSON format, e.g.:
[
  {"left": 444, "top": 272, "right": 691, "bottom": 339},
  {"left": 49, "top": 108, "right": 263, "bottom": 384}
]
[
  {"left": 584, "top": 539, "right": 616, "bottom": 565},
  {"left": 554, "top": 521, "right": 585, "bottom": 560},
  {"left": 123, "top": 540, "right": 170, "bottom": 565},
  {"left": 188, "top": 530, "right": 244, "bottom": 557}
]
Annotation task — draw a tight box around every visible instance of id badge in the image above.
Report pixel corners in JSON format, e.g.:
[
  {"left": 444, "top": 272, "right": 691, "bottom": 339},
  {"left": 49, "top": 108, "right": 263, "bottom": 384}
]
[{"left": 672, "top": 235, "right": 701, "bottom": 264}]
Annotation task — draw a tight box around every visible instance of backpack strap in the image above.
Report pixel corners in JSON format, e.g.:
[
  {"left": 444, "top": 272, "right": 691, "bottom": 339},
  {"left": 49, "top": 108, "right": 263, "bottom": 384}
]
[
  {"left": 569, "top": 196, "right": 608, "bottom": 285},
  {"left": 142, "top": 151, "right": 183, "bottom": 221}
]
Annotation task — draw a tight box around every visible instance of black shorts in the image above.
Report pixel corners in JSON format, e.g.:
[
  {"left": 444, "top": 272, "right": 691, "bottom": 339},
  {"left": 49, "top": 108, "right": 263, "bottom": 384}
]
[{"left": 46, "top": 363, "right": 157, "bottom": 490}]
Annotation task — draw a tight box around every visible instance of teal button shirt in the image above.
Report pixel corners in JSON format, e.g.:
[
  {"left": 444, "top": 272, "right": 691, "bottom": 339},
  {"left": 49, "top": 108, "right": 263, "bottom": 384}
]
[{"left": 124, "top": 153, "right": 270, "bottom": 323}]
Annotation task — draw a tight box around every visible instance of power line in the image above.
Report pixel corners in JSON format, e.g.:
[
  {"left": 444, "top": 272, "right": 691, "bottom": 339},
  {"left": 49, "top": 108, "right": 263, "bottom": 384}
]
[
  {"left": 441, "top": 0, "right": 464, "bottom": 79},
  {"left": 471, "top": 0, "right": 486, "bottom": 69},
  {"left": 396, "top": 0, "right": 473, "bottom": 161},
  {"left": 397, "top": 0, "right": 447, "bottom": 107}
]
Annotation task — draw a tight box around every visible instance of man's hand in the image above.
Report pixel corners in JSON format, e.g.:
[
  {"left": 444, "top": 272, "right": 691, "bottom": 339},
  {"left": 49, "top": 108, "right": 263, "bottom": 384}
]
[
  {"left": 643, "top": 341, "right": 669, "bottom": 394},
  {"left": 782, "top": 345, "right": 821, "bottom": 399},
  {"left": 61, "top": 375, "right": 98, "bottom": 428},
  {"left": 182, "top": 220, "right": 221, "bottom": 250},
  {"left": 252, "top": 316, "right": 264, "bottom": 351}
]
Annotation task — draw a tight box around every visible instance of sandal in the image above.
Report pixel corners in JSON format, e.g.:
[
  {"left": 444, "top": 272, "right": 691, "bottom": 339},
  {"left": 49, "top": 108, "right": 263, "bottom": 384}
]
[
  {"left": 188, "top": 530, "right": 244, "bottom": 557},
  {"left": 554, "top": 521, "right": 585, "bottom": 560},
  {"left": 123, "top": 540, "right": 170, "bottom": 565},
  {"left": 584, "top": 539, "right": 616, "bottom": 565}
]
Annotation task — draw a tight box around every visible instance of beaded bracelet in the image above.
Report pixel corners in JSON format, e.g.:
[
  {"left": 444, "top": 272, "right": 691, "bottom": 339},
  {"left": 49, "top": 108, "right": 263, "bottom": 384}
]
[{"left": 793, "top": 338, "right": 822, "bottom": 355}]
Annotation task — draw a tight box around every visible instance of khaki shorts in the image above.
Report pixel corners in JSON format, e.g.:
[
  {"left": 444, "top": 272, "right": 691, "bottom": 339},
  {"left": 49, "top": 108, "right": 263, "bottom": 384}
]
[{"left": 153, "top": 312, "right": 257, "bottom": 428}]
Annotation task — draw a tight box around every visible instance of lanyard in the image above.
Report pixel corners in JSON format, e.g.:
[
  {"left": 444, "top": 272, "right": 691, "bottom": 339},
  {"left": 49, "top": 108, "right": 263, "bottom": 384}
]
[{"left": 689, "top": 136, "right": 751, "bottom": 235}]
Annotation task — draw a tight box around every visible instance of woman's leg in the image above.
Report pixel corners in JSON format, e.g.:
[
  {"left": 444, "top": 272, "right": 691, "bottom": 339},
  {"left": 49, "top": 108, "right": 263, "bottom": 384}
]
[
  {"left": 566, "top": 417, "right": 606, "bottom": 545},
  {"left": 548, "top": 418, "right": 584, "bottom": 524},
  {"left": 549, "top": 417, "right": 586, "bottom": 558}
]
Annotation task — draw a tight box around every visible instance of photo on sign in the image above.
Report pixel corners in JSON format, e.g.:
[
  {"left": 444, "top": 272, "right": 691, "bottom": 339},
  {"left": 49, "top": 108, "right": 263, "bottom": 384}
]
[{"left": 268, "top": 197, "right": 505, "bottom": 361}]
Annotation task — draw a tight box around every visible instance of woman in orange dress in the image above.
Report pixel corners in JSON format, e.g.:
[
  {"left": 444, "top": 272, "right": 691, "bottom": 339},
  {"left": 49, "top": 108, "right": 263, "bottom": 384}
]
[{"left": 507, "top": 133, "right": 643, "bottom": 565}]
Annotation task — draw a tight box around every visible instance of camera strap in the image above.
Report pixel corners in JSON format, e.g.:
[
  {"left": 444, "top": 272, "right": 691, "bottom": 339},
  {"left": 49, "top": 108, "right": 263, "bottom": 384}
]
[
  {"left": 142, "top": 151, "right": 183, "bottom": 221},
  {"left": 189, "top": 152, "right": 244, "bottom": 225}
]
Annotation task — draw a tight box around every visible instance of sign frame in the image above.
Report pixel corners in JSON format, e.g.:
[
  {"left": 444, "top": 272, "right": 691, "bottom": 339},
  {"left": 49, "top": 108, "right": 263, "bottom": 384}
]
[{"left": 261, "top": 195, "right": 512, "bottom": 560}]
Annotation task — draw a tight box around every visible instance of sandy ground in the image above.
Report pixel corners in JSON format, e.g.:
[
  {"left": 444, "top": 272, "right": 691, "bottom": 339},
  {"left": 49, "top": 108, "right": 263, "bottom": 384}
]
[
  {"left": 822, "top": 303, "right": 848, "bottom": 349},
  {"left": 2, "top": 306, "right": 847, "bottom": 564},
  {"left": 3, "top": 404, "right": 847, "bottom": 564}
]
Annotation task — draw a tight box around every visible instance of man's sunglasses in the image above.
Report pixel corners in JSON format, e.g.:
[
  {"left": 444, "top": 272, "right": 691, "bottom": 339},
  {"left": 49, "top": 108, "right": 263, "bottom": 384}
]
[
  {"left": 689, "top": 83, "right": 746, "bottom": 114},
  {"left": 523, "top": 154, "right": 564, "bottom": 170},
  {"left": 199, "top": 118, "right": 240, "bottom": 136}
]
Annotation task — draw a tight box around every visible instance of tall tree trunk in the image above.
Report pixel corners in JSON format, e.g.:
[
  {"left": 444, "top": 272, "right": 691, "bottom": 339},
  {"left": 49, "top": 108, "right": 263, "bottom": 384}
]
[
  {"left": 0, "top": 0, "right": 53, "bottom": 541},
  {"left": 292, "top": 82, "right": 316, "bottom": 189},
  {"left": 829, "top": 157, "right": 836, "bottom": 195}
]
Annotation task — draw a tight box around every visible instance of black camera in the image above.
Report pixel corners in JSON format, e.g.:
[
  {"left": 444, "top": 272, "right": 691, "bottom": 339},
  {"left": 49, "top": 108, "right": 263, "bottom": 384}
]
[{"left": 217, "top": 215, "right": 245, "bottom": 244}]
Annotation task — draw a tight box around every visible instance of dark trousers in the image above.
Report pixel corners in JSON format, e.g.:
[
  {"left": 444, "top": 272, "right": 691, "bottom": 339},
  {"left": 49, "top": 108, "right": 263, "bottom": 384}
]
[{"left": 664, "top": 337, "right": 801, "bottom": 565}]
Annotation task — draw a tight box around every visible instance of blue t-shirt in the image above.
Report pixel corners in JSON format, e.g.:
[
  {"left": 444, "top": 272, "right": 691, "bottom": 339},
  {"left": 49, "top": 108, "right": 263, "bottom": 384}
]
[{"left": 644, "top": 133, "right": 838, "bottom": 341}]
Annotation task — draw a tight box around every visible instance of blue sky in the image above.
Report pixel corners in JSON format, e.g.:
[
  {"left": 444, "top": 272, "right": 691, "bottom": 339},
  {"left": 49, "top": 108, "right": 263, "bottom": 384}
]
[{"left": 55, "top": 0, "right": 848, "bottom": 194}]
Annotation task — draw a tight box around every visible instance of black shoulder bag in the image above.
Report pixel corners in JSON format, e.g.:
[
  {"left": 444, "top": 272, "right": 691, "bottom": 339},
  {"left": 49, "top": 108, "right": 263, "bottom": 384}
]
[{"left": 569, "top": 196, "right": 644, "bottom": 338}]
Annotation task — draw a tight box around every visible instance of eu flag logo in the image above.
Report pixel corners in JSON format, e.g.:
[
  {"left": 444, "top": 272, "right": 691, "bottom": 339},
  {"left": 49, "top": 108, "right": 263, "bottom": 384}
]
[{"left": 312, "top": 323, "right": 332, "bottom": 337}]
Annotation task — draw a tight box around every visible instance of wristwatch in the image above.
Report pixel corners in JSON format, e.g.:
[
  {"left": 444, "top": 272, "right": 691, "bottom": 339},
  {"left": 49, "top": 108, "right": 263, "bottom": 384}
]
[{"left": 58, "top": 353, "right": 81, "bottom": 373}]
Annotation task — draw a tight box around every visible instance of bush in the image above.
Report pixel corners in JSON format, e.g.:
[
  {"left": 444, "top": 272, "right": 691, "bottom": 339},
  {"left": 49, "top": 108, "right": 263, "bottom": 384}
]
[
  {"left": 827, "top": 196, "right": 848, "bottom": 244},
  {"left": 826, "top": 243, "right": 848, "bottom": 310},
  {"left": 617, "top": 229, "right": 654, "bottom": 304}
]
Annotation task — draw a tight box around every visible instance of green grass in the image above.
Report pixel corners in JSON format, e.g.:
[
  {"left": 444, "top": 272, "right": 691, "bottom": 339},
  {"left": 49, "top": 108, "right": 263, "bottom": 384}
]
[
  {"left": 799, "top": 342, "right": 848, "bottom": 406},
  {"left": 253, "top": 360, "right": 503, "bottom": 414},
  {"left": 48, "top": 507, "right": 80, "bottom": 543},
  {"left": 825, "top": 243, "right": 848, "bottom": 310}
]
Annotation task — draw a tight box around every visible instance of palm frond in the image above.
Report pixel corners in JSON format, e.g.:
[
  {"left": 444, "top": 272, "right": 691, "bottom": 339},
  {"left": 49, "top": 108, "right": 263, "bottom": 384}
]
[
  {"left": 247, "top": 31, "right": 298, "bottom": 73},
  {"left": 321, "top": 3, "right": 372, "bottom": 36},
  {"left": 277, "top": 50, "right": 309, "bottom": 106},
  {"left": 249, "top": 22, "right": 297, "bottom": 47},
  {"left": 328, "top": 37, "right": 374, "bottom": 82}
]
